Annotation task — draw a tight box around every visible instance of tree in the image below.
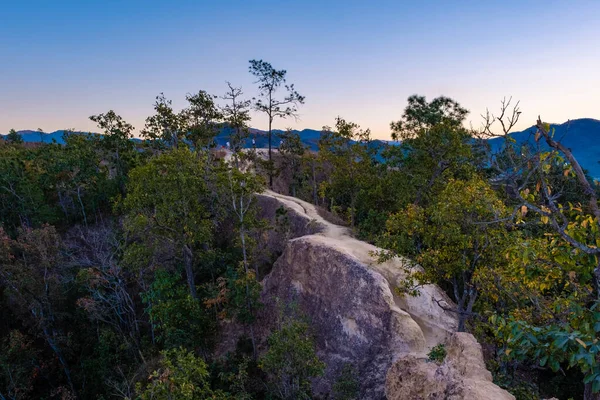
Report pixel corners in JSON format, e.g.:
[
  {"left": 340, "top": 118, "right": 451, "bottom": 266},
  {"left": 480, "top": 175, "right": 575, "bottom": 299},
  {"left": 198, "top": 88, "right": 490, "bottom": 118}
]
[
  {"left": 141, "top": 93, "right": 187, "bottom": 149},
  {"left": 136, "top": 348, "right": 230, "bottom": 400},
  {"left": 278, "top": 130, "right": 307, "bottom": 198},
  {"left": 319, "top": 117, "right": 376, "bottom": 227},
  {"left": 249, "top": 59, "right": 305, "bottom": 188},
  {"left": 183, "top": 90, "right": 223, "bottom": 151},
  {"left": 221, "top": 83, "right": 252, "bottom": 158},
  {"left": 89, "top": 110, "right": 138, "bottom": 193},
  {"left": 0, "top": 145, "right": 56, "bottom": 231},
  {"left": 6, "top": 129, "right": 23, "bottom": 144},
  {"left": 69, "top": 223, "right": 144, "bottom": 361},
  {"left": 0, "top": 225, "right": 77, "bottom": 397},
  {"left": 480, "top": 109, "right": 600, "bottom": 398},
  {"left": 390, "top": 95, "right": 468, "bottom": 140},
  {"left": 387, "top": 95, "right": 474, "bottom": 207},
  {"left": 382, "top": 177, "right": 512, "bottom": 331},
  {"left": 0, "top": 330, "right": 40, "bottom": 400},
  {"left": 141, "top": 269, "right": 214, "bottom": 350},
  {"left": 121, "top": 148, "right": 214, "bottom": 300},
  {"left": 259, "top": 312, "right": 325, "bottom": 399},
  {"left": 223, "top": 160, "right": 264, "bottom": 358}
]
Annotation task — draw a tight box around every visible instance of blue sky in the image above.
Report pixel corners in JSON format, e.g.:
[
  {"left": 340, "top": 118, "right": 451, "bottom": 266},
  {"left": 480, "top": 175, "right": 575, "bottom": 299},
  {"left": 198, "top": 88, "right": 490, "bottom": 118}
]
[{"left": 1, "top": 0, "right": 599, "bottom": 138}]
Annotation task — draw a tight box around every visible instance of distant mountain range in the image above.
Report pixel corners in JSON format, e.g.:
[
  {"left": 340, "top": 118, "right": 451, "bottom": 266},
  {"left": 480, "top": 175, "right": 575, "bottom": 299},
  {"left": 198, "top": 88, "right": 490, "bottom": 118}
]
[
  {"left": 487, "top": 118, "right": 600, "bottom": 178},
  {"left": 3, "top": 119, "right": 599, "bottom": 177},
  {"left": 0, "top": 127, "right": 394, "bottom": 152}
]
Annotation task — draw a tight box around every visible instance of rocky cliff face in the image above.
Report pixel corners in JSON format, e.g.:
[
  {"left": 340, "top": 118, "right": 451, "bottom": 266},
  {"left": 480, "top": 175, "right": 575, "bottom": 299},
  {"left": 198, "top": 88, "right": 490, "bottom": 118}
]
[
  {"left": 220, "top": 191, "right": 513, "bottom": 399},
  {"left": 385, "top": 333, "right": 515, "bottom": 400}
]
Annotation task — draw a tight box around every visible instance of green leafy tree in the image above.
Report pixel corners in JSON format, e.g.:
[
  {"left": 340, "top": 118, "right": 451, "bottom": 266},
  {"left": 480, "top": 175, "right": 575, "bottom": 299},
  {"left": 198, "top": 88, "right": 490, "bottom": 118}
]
[
  {"left": 89, "top": 110, "right": 138, "bottom": 193},
  {"left": 141, "top": 270, "right": 214, "bottom": 350},
  {"left": 183, "top": 89, "right": 223, "bottom": 151},
  {"left": 0, "top": 225, "right": 76, "bottom": 397},
  {"left": 6, "top": 128, "right": 23, "bottom": 144},
  {"left": 0, "top": 146, "right": 56, "bottom": 231},
  {"left": 331, "top": 363, "right": 359, "bottom": 400},
  {"left": 482, "top": 114, "right": 600, "bottom": 399},
  {"left": 222, "top": 159, "right": 265, "bottom": 358},
  {"left": 319, "top": 117, "right": 376, "bottom": 227},
  {"left": 387, "top": 95, "right": 474, "bottom": 207},
  {"left": 141, "top": 93, "right": 188, "bottom": 149},
  {"left": 390, "top": 95, "right": 468, "bottom": 140},
  {"left": 136, "top": 348, "right": 230, "bottom": 400},
  {"left": 121, "top": 148, "right": 214, "bottom": 299},
  {"left": 39, "top": 132, "right": 113, "bottom": 226},
  {"left": 278, "top": 129, "right": 307, "bottom": 198},
  {"left": 249, "top": 59, "right": 305, "bottom": 188},
  {"left": 382, "top": 177, "right": 512, "bottom": 331},
  {"left": 259, "top": 312, "right": 325, "bottom": 399}
]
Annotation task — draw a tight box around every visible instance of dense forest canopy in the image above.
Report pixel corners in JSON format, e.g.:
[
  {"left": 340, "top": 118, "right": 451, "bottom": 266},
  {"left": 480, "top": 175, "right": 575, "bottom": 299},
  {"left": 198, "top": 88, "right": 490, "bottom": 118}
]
[{"left": 1, "top": 61, "right": 600, "bottom": 400}]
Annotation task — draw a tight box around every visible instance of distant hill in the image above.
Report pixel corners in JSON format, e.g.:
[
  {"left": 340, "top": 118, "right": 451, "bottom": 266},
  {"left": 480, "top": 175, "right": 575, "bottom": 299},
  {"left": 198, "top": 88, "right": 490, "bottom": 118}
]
[
  {"left": 1, "top": 127, "right": 394, "bottom": 153},
  {"left": 5, "top": 120, "right": 598, "bottom": 177},
  {"left": 487, "top": 118, "right": 600, "bottom": 178},
  {"left": 2, "top": 130, "right": 82, "bottom": 144}
]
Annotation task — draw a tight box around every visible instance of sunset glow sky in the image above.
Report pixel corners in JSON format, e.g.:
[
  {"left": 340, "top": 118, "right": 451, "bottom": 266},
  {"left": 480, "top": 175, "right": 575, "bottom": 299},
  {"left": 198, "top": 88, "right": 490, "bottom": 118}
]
[{"left": 2, "top": 0, "right": 599, "bottom": 139}]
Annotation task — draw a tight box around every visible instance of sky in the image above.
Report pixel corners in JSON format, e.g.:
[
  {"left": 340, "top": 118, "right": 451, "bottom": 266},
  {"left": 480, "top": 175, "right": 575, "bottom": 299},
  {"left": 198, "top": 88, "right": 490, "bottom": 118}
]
[{"left": 1, "top": 0, "right": 599, "bottom": 139}]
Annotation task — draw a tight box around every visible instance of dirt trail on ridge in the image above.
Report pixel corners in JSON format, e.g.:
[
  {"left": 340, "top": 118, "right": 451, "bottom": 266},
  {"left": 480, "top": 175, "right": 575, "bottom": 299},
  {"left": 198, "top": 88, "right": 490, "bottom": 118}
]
[{"left": 260, "top": 190, "right": 458, "bottom": 351}]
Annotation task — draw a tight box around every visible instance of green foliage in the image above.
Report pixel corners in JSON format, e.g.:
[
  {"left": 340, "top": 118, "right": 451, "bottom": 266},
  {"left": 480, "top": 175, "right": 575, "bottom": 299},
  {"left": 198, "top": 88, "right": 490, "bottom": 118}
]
[
  {"left": 90, "top": 110, "right": 140, "bottom": 193},
  {"left": 0, "top": 145, "right": 57, "bottom": 232},
  {"left": 136, "top": 348, "right": 230, "bottom": 400},
  {"left": 249, "top": 59, "right": 304, "bottom": 188},
  {"left": 121, "top": 148, "right": 212, "bottom": 242},
  {"left": 390, "top": 95, "right": 468, "bottom": 140},
  {"left": 259, "top": 313, "right": 325, "bottom": 399},
  {"left": 220, "top": 267, "right": 262, "bottom": 325},
  {"left": 141, "top": 93, "right": 189, "bottom": 149},
  {"left": 222, "top": 83, "right": 252, "bottom": 154},
  {"left": 6, "top": 128, "right": 24, "bottom": 144},
  {"left": 121, "top": 147, "right": 218, "bottom": 299},
  {"left": 184, "top": 89, "right": 223, "bottom": 150},
  {"left": 383, "top": 176, "right": 512, "bottom": 330},
  {"left": 332, "top": 363, "right": 360, "bottom": 400},
  {"left": 142, "top": 270, "right": 214, "bottom": 350},
  {"left": 0, "top": 330, "right": 40, "bottom": 400},
  {"left": 318, "top": 117, "right": 377, "bottom": 227},
  {"left": 427, "top": 344, "right": 447, "bottom": 364}
]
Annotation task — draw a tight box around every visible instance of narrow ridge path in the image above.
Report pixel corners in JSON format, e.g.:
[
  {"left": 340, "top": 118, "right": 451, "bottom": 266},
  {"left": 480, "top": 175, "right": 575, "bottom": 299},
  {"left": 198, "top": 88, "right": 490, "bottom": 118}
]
[{"left": 260, "top": 190, "right": 458, "bottom": 351}]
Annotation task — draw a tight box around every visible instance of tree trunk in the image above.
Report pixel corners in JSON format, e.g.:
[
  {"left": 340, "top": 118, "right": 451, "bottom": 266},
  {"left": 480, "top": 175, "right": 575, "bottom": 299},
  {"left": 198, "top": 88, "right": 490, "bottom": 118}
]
[
  {"left": 584, "top": 382, "right": 600, "bottom": 400},
  {"left": 77, "top": 186, "right": 87, "bottom": 227},
  {"left": 268, "top": 117, "right": 273, "bottom": 189},
  {"left": 239, "top": 224, "right": 258, "bottom": 359},
  {"left": 183, "top": 244, "right": 197, "bottom": 299},
  {"left": 312, "top": 159, "right": 318, "bottom": 205},
  {"left": 42, "top": 325, "right": 77, "bottom": 398},
  {"left": 593, "top": 259, "right": 600, "bottom": 300}
]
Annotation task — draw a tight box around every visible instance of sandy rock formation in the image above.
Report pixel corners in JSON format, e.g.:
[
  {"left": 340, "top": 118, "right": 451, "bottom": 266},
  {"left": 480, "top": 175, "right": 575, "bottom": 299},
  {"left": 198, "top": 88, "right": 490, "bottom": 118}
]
[
  {"left": 221, "top": 190, "right": 511, "bottom": 399},
  {"left": 254, "top": 191, "right": 457, "bottom": 398},
  {"left": 385, "top": 332, "right": 515, "bottom": 400}
]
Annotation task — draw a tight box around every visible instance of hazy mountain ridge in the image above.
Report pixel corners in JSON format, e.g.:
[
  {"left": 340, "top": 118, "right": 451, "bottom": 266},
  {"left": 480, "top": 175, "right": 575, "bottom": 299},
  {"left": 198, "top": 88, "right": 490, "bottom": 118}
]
[
  {"left": 1, "top": 127, "right": 393, "bottom": 151},
  {"left": 4, "top": 119, "right": 598, "bottom": 176},
  {"left": 487, "top": 118, "right": 600, "bottom": 178}
]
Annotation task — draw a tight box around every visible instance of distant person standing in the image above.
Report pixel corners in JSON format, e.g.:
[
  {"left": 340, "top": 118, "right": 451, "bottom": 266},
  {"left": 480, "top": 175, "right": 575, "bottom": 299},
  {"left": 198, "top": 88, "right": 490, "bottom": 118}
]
[
  {"left": 252, "top": 138, "right": 256, "bottom": 148},
  {"left": 279, "top": 139, "right": 284, "bottom": 148},
  {"left": 226, "top": 141, "right": 230, "bottom": 150}
]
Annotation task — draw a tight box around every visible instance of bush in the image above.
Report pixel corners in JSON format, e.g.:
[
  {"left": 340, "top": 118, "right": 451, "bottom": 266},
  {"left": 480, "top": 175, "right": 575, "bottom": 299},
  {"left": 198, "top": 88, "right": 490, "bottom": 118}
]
[{"left": 427, "top": 344, "right": 447, "bottom": 363}]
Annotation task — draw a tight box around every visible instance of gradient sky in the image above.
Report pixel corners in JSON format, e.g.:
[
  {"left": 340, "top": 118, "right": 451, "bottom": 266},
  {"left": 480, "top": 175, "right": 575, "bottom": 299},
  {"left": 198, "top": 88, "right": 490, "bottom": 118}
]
[{"left": 2, "top": 0, "right": 599, "bottom": 139}]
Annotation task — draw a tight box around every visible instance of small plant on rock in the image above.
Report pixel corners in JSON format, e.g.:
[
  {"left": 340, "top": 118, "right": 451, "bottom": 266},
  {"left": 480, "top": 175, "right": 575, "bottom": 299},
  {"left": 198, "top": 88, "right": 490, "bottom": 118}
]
[{"left": 427, "top": 344, "right": 447, "bottom": 364}]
